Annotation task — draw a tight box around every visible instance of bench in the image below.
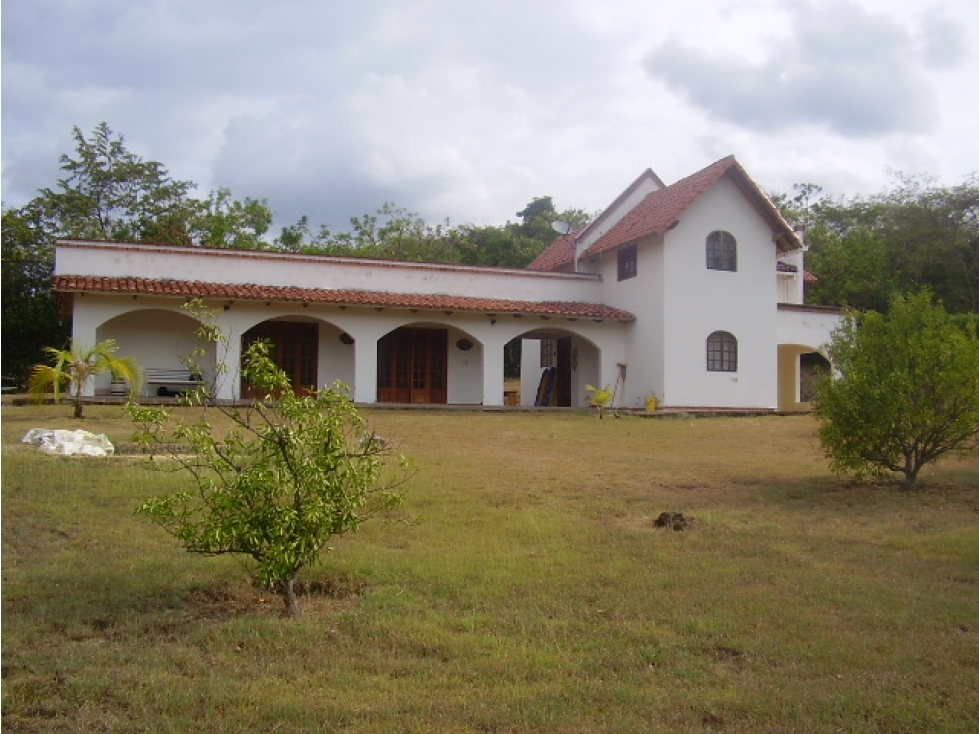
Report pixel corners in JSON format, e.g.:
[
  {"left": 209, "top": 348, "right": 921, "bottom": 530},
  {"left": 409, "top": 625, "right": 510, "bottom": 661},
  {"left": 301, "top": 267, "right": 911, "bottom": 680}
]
[{"left": 144, "top": 368, "right": 204, "bottom": 397}]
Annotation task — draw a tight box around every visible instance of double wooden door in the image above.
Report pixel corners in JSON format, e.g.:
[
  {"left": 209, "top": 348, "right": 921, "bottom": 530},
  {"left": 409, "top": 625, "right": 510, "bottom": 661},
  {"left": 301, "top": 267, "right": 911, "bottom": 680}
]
[
  {"left": 241, "top": 321, "right": 318, "bottom": 397},
  {"left": 377, "top": 328, "right": 447, "bottom": 404}
]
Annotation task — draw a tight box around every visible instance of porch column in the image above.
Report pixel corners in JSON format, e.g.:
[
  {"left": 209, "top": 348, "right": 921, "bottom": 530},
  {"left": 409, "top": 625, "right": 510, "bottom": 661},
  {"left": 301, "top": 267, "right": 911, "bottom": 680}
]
[
  {"left": 482, "top": 337, "right": 505, "bottom": 407},
  {"left": 70, "top": 307, "right": 102, "bottom": 397},
  {"left": 352, "top": 336, "right": 378, "bottom": 404},
  {"left": 600, "top": 350, "right": 626, "bottom": 409},
  {"left": 213, "top": 314, "right": 242, "bottom": 402}
]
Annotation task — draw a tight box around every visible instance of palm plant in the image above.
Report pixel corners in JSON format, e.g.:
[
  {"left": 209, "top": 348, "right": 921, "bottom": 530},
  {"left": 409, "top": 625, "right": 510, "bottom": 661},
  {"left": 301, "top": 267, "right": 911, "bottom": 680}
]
[
  {"left": 585, "top": 383, "right": 614, "bottom": 419},
  {"left": 29, "top": 339, "right": 142, "bottom": 418}
]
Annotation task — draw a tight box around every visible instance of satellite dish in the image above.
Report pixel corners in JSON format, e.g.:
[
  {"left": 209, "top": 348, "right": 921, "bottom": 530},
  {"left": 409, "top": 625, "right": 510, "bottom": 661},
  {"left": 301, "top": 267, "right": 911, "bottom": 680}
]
[{"left": 551, "top": 220, "right": 572, "bottom": 235}]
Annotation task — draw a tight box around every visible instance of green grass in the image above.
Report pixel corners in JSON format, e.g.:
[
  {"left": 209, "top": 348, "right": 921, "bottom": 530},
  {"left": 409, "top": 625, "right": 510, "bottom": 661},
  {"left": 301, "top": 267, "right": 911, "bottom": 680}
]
[{"left": 3, "top": 405, "right": 978, "bottom": 732}]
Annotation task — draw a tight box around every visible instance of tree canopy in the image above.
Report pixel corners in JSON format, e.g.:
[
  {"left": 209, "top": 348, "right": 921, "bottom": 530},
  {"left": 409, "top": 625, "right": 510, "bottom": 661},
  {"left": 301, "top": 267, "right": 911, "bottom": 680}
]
[
  {"left": 774, "top": 175, "right": 979, "bottom": 314},
  {"left": 1, "top": 124, "right": 276, "bottom": 384},
  {"left": 814, "top": 291, "right": 979, "bottom": 489},
  {"left": 129, "top": 334, "right": 408, "bottom": 617}
]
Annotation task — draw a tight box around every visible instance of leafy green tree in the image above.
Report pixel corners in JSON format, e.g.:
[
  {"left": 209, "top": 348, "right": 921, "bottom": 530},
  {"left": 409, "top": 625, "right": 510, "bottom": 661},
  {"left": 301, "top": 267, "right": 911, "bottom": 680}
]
[
  {"left": 28, "top": 339, "right": 142, "bottom": 419},
  {"left": 128, "top": 327, "right": 409, "bottom": 617},
  {"left": 285, "top": 197, "right": 591, "bottom": 268},
  {"left": 814, "top": 291, "right": 979, "bottom": 488},
  {"left": 777, "top": 174, "right": 979, "bottom": 314},
  {"left": 38, "top": 122, "right": 199, "bottom": 244},
  {"left": 191, "top": 187, "right": 273, "bottom": 249},
  {"left": 1, "top": 205, "right": 68, "bottom": 387},
  {"left": 3, "top": 123, "right": 281, "bottom": 381}
]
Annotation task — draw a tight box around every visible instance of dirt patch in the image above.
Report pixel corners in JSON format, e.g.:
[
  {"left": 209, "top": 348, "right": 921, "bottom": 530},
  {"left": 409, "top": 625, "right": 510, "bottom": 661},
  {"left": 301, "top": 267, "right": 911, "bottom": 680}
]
[{"left": 654, "top": 512, "right": 692, "bottom": 531}]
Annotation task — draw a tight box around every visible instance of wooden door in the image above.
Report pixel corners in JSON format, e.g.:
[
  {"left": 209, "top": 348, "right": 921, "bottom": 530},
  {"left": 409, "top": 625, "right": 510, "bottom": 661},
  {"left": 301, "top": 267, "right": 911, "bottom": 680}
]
[
  {"left": 377, "top": 328, "right": 447, "bottom": 404},
  {"left": 241, "top": 322, "right": 318, "bottom": 397},
  {"left": 555, "top": 337, "right": 573, "bottom": 407}
]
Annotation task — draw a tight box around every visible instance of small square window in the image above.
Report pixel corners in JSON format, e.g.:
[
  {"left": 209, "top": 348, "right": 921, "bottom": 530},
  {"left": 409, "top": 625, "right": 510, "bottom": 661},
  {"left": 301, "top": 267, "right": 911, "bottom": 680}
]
[{"left": 618, "top": 244, "right": 637, "bottom": 281}]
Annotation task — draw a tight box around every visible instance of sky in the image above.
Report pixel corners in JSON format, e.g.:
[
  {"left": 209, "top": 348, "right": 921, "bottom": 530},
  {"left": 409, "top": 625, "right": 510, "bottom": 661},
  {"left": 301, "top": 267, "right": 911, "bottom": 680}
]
[{"left": 3, "top": 0, "right": 977, "bottom": 233}]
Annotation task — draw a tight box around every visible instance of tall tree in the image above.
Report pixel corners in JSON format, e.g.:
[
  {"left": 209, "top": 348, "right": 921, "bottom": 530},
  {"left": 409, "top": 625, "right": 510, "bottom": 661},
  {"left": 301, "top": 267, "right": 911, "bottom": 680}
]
[
  {"left": 1, "top": 205, "right": 68, "bottom": 386},
  {"left": 2, "top": 123, "right": 278, "bottom": 384},
  {"left": 38, "top": 122, "right": 199, "bottom": 244},
  {"left": 777, "top": 174, "right": 979, "bottom": 313}
]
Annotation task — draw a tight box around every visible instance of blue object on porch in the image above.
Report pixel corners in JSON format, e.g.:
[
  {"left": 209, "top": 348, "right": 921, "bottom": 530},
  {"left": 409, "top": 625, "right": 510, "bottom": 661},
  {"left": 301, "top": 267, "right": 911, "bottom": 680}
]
[{"left": 535, "top": 366, "right": 556, "bottom": 407}]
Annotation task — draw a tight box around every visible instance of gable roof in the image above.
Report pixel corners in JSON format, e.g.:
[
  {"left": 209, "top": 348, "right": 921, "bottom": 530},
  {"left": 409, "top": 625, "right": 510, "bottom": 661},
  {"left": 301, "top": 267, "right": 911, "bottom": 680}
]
[
  {"left": 583, "top": 155, "right": 802, "bottom": 259},
  {"left": 529, "top": 156, "right": 803, "bottom": 272},
  {"left": 527, "top": 167, "right": 664, "bottom": 272},
  {"left": 52, "top": 275, "right": 636, "bottom": 322},
  {"left": 526, "top": 233, "right": 577, "bottom": 272}
]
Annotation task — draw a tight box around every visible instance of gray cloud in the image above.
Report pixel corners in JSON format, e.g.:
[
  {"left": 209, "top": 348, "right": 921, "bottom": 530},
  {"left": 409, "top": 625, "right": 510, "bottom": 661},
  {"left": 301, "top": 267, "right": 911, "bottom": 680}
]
[
  {"left": 643, "top": 0, "right": 944, "bottom": 136},
  {"left": 2, "top": 0, "right": 976, "bottom": 230}
]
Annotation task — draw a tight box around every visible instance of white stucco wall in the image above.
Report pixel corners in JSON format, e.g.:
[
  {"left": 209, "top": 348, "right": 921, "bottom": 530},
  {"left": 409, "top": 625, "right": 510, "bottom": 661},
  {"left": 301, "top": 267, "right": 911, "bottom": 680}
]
[
  {"left": 777, "top": 249, "right": 806, "bottom": 304},
  {"left": 590, "top": 235, "right": 666, "bottom": 408},
  {"left": 657, "top": 177, "right": 780, "bottom": 409},
  {"left": 56, "top": 240, "right": 603, "bottom": 305},
  {"left": 776, "top": 305, "right": 842, "bottom": 351}
]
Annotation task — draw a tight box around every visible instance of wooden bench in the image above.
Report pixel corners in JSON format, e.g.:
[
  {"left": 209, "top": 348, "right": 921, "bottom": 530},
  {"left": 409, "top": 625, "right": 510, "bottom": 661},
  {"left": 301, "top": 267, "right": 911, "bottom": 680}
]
[{"left": 144, "top": 368, "right": 204, "bottom": 397}]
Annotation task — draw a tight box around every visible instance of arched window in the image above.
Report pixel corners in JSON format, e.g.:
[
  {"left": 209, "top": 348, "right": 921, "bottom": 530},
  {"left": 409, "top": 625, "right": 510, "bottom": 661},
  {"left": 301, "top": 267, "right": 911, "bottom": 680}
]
[
  {"left": 706, "top": 231, "right": 737, "bottom": 271},
  {"left": 707, "top": 331, "right": 737, "bottom": 372}
]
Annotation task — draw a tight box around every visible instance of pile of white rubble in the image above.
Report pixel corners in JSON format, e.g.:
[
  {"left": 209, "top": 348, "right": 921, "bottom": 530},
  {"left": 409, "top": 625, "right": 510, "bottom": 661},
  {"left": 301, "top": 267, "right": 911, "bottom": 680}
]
[{"left": 22, "top": 428, "right": 115, "bottom": 457}]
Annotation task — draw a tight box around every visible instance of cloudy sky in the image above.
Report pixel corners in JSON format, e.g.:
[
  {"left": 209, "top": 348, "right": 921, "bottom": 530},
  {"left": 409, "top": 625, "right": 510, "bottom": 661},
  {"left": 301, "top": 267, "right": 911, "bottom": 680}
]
[{"left": 3, "top": 0, "right": 977, "bottom": 233}]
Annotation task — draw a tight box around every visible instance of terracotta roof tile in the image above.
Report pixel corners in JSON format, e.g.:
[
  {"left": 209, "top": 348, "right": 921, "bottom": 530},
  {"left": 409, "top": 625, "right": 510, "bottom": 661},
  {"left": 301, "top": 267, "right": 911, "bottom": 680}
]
[
  {"left": 52, "top": 275, "right": 636, "bottom": 322},
  {"left": 529, "top": 156, "right": 802, "bottom": 272},
  {"left": 582, "top": 156, "right": 740, "bottom": 258},
  {"left": 527, "top": 234, "right": 577, "bottom": 272}
]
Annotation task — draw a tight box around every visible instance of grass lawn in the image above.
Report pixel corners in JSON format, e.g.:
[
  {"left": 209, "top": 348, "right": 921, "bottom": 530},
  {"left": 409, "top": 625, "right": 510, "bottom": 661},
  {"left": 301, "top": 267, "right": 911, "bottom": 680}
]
[{"left": 3, "top": 404, "right": 978, "bottom": 732}]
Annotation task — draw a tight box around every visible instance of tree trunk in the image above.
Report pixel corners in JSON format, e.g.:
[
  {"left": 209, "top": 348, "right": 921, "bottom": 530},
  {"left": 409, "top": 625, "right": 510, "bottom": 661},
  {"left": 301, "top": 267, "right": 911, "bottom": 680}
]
[
  {"left": 278, "top": 577, "right": 301, "bottom": 617},
  {"left": 902, "top": 467, "right": 920, "bottom": 490},
  {"left": 73, "top": 396, "right": 84, "bottom": 419}
]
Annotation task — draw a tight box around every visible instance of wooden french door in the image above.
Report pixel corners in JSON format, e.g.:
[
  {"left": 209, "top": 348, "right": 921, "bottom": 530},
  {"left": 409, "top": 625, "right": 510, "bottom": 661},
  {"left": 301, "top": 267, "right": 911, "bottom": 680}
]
[
  {"left": 377, "top": 328, "right": 448, "bottom": 404},
  {"left": 555, "top": 337, "right": 573, "bottom": 407},
  {"left": 241, "top": 321, "right": 318, "bottom": 397}
]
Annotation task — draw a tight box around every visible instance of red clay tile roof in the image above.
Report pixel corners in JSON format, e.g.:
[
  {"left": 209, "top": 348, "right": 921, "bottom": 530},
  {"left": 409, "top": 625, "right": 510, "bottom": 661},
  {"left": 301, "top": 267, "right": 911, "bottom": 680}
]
[
  {"left": 52, "top": 275, "right": 636, "bottom": 321},
  {"left": 527, "top": 234, "right": 577, "bottom": 272},
  {"left": 584, "top": 156, "right": 736, "bottom": 259},
  {"left": 529, "top": 156, "right": 802, "bottom": 272}
]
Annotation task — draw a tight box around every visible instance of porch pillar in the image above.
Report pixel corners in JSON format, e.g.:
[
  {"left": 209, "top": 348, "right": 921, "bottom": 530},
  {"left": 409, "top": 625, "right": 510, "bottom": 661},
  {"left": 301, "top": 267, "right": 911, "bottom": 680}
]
[
  {"left": 600, "top": 350, "right": 627, "bottom": 409},
  {"left": 70, "top": 308, "right": 102, "bottom": 397},
  {"left": 482, "top": 338, "right": 505, "bottom": 407},
  {"left": 211, "top": 313, "right": 242, "bottom": 402},
  {"left": 353, "top": 336, "right": 378, "bottom": 404}
]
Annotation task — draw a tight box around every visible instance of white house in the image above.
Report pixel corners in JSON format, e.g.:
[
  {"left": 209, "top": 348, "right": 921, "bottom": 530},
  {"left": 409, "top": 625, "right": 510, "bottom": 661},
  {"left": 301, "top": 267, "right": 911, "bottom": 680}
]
[{"left": 52, "top": 155, "right": 841, "bottom": 411}]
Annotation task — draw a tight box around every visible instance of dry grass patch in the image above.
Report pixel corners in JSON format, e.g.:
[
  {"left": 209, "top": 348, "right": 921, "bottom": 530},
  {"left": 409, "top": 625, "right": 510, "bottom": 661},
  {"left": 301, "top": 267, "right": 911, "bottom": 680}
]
[{"left": 3, "top": 405, "right": 978, "bottom": 732}]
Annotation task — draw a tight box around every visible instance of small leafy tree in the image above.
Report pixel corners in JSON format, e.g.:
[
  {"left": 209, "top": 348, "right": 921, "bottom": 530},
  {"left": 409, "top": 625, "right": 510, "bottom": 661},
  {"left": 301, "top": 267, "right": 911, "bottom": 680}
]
[
  {"left": 28, "top": 339, "right": 142, "bottom": 418},
  {"left": 814, "top": 291, "right": 979, "bottom": 489},
  {"left": 128, "top": 335, "right": 409, "bottom": 617}
]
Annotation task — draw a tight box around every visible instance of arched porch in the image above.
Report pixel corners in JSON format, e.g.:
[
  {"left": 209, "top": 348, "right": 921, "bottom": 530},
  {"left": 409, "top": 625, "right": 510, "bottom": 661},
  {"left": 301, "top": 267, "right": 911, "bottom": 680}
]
[{"left": 777, "top": 343, "right": 830, "bottom": 412}]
